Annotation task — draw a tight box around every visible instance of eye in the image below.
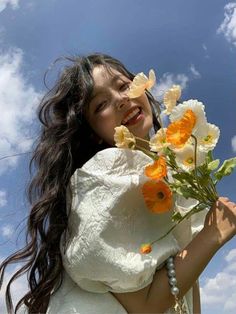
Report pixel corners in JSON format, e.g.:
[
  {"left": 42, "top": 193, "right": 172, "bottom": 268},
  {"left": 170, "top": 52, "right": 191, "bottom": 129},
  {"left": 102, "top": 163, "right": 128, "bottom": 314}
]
[
  {"left": 119, "top": 82, "right": 130, "bottom": 91},
  {"left": 95, "top": 100, "right": 107, "bottom": 113}
]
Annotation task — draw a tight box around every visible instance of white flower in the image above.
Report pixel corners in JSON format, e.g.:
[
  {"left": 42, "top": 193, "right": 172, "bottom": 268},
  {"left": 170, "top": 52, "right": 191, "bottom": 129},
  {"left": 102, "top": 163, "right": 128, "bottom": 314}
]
[
  {"left": 163, "top": 85, "right": 181, "bottom": 115},
  {"left": 114, "top": 125, "right": 136, "bottom": 148},
  {"left": 175, "top": 144, "right": 206, "bottom": 171},
  {"left": 195, "top": 123, "right": 220, "bottom": 152},
  {"left": 149, "top": 128, "right": 171, "bottom": 152},
  {"left": 169, "top": 99, "right": 207, "bottom": 133},
  {"left": 128, "top": 69, "right": 156, "bottom": 98}
]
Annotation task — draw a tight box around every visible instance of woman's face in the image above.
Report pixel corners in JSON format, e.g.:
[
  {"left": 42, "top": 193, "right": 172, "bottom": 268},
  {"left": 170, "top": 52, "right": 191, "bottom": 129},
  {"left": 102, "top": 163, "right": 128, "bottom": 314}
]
[{"left": 85, "top": 65, "right": 153, "bottom": 146}]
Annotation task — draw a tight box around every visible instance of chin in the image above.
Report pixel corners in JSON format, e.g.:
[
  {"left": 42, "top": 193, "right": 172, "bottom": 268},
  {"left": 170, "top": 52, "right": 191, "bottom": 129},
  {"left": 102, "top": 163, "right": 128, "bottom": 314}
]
[{"left": 135, "top": 119, "right": 153, "bottom": 139}]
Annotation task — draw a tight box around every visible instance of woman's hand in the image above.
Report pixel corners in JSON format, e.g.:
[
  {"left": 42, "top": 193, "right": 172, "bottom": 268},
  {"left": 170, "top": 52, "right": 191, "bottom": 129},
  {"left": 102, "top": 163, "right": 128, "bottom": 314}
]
[
  {"left": 204, "top": 196, "right": 236, "bottom": 247},
  {"left": 113, "top": 197, "right": 236, "bottom": 313}
]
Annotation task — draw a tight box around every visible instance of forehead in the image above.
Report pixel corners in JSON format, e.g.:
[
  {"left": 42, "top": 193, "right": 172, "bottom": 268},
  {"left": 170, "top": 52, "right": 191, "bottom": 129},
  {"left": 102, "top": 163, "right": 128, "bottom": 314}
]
[{"left": 92, "top": 66, "right": 127, "bottom": 88}]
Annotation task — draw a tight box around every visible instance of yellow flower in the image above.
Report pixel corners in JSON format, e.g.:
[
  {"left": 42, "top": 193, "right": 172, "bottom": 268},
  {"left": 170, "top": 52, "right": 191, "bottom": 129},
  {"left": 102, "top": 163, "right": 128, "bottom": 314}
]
[
  {"left": 163, "top": 85, "right": 181, "bottom": 115},
  {"left": 128, "top": 69, "right": 156, "bottom": 98},
  {"left": 142, "top": 180, "right": 173, "bottom": 213},
  {"left": 166, "top": 109, "right": 196, "bottom": 147},
  {"left": 145, "top": 156, "right": 167, "bottom": 180},
  {"left": 140, "top": 243, "right": 152, "bottom": 254},
  {"left": 149, "top": 128, "right": 171, "bottom": 153},
  {"left": 114, "top": 125, "right": 136, "bottom": 148}
]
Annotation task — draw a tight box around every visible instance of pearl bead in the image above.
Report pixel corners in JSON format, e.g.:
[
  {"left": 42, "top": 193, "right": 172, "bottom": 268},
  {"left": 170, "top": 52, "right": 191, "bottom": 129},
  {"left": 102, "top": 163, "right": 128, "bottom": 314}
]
[
  {"left": 167, "top": 261, "right": 174, "bottom": 270},
  {"left": 168, "top": 269, "right": 176, "bottom": 277},
  {"left": 167, "top": 256, "right": 174, "bottom": 263},
  {"left": 171, "top": 286, "right": 179, "bottom": 296},
  {"left": 169, "top": 277, "right": 177, "bottom": 286}
]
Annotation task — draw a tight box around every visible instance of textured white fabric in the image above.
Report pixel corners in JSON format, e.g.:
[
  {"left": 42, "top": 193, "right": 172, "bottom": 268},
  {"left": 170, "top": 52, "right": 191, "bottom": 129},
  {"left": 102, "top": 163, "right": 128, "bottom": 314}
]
[
  {"left": 47, "top": 148, "right": 207, "bottom": 314},
  {"left": 47, "top": 273, "right": 127, "bottom": 314}
]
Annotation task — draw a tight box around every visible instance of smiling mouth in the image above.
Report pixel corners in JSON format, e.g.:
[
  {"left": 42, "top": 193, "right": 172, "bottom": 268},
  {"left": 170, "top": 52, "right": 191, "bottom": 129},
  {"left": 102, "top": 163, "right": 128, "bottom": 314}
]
[{"left": 121, "top": 107, "right": 142, "bottom": 125}]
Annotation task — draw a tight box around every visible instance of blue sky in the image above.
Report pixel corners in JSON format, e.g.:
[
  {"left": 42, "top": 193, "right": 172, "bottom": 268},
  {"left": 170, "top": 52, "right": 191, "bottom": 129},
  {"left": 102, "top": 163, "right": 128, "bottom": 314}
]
[{"left": 0, "top": 0, "right": 236, "bottom": 313}]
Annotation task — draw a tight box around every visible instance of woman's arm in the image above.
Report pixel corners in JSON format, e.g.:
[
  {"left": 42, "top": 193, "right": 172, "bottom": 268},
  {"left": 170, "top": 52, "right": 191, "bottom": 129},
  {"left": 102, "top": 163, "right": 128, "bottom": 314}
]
[
  {"left": 192, "top": 281, "right": 201, "bottom": 314},
  {"left": 112, "top": 197, "right": 236, "bottom": 313}
]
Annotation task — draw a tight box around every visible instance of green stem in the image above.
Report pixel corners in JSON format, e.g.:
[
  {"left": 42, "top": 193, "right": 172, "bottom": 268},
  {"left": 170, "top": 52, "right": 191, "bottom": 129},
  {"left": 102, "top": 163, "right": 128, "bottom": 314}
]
[
  {"left": 190, "top": 134, "right": 211, "bottom": 203},
  {"left": 135, "top": 144, "right": 157, "bottom": 159},
  {"left": 198, "top": 168, "right": 218, "bottom": 202},
  {"left": 150, "top": 203, "right": 205, "bottom": 245},
  {"left": 135, "top": 136, "right": 151, "bottom": 145}
]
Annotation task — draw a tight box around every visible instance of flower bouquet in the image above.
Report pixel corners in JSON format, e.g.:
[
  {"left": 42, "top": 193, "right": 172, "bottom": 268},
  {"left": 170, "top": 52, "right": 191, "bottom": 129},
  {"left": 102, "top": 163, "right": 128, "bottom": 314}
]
[{"left": 114, "top": 70, "right": 236, "bottom": 254}]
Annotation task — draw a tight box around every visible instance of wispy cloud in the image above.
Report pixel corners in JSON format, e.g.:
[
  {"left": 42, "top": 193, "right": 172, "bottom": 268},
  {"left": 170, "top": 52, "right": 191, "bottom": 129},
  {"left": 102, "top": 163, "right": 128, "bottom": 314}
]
[
  {"left": 0, "top": 190, "right": 7, "bottom": 207},
  {"left": 231, "top": 135, "right": 236, "bottom": 152},
  {"left": 217, "top": 2, "right": 236, "bottom": 47},
  {"left": 0, "top": 0, "right": 20, "bottom": 12},
  {"left": 152, "top": 72, "right": 189, "bottom": 101},
  {"left": 189, "top": 64, "right": 201, "bottom": 79},
  {"left": 202, "top": 44, "right": 210, "bottom": 58},
  {"left": 1, "top": 224, "right": 14, "bottom": 237},
  {"left": 0, "top": 262, "right": 28, "bottom": 313},
  {"left": 0, "top": 48, "right": 42, "bottom": 175},
  {"left": 201, "top": 248, "right": 236, "bottom": 313}
]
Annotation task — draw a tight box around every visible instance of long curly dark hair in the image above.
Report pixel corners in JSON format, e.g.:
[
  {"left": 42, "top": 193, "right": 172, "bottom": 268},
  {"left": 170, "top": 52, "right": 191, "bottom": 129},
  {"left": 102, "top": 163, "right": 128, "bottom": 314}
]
[{"left": 0, "top": 53, "right": 161, "bottom": 313}]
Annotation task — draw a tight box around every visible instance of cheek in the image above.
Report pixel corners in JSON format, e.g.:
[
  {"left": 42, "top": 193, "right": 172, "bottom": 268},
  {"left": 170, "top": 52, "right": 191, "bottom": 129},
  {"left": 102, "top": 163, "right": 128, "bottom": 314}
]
[
  {"left": 138, "top": 94, "right": 152, "bottom": 112},
  {"left": 91, "top": 114, "right": 117, "bottom": 143}
]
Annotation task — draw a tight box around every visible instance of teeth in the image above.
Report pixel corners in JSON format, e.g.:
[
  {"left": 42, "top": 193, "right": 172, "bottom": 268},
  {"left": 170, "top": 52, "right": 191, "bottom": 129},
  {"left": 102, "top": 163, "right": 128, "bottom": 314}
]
[{"left": 122, "top": 108, "right": 140, "bottom": 124}]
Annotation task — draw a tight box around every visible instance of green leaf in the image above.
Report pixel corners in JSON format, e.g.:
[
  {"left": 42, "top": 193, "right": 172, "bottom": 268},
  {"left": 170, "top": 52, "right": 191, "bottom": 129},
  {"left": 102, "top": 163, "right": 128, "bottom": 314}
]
[
  {"left": 172, "top": 172, "right": 192, "bottom": 181},
  {"left": 208, "top": 159, "right": 220, "bottom": 171},
  {"left": 198, "top": 175, "right": 210, "bottom": 185},
  {"left": 214, "top": 157, "right": 236, "bottom": 181},
  {"left": 176, "top": 186, "right": 193, "bottom": 199},
  {"left": 206, "top": 151, "right": 214, "bottom": 163},
  {"left": 198, "top": 163, "right": 211, "bottom": 175}
]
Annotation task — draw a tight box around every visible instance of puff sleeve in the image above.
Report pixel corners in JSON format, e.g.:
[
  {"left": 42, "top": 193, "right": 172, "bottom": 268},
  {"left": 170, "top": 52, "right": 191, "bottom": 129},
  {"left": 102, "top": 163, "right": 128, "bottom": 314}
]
[{"left": 61, "top": 148, "right": 204, "bottom": 294}]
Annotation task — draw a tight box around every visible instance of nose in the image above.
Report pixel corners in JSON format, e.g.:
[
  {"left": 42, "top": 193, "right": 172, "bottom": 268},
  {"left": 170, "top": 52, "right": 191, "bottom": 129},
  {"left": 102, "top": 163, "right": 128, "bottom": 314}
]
[{"left": 116, "top": 91, "right": 130, "bottom": 111}]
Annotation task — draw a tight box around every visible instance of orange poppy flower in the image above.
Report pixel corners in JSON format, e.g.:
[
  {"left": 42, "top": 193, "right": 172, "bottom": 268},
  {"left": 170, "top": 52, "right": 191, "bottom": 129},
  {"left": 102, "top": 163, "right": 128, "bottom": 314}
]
[
  {"left": 182, "top": 109, "right": 196, "bottom": 129},
  {"left": 145, "top": 156, "right": 167, "bottom": 180},
  {"left": 166, "top": 109, "right": 196, "bottom": 147},
  {"left": 140, "top": 243, "right": 152, "bottom": 254},
  {"left": 142, "top": 180, "right": 173, "bottom": 213}
]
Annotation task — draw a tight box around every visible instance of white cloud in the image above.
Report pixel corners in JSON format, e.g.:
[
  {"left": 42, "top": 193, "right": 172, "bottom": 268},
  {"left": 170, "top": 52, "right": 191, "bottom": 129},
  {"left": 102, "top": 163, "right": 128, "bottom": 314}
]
[
  {"left": 1, "top": 224, "right": 14, "bottom": 237},
  {"left": 202, "top": 44, "right": 208, "bottom": 52},
  {"left": 231, "top": 135, "right": 236, "bottom": 152},
  {"left": 0, "top": 190, "right": 7, "bottom": 207},
  {"left": 225, "top": 248, "right": 236, "bottom": 262},
  {"left": 0, "top": 0, "right": 19, "bottom": 12},
  {"left": 189, "top": 64, "right": 201, "bottom": 79},
  {"left": 0, "top": 263, "right": 28, "bottom": 313},
  {"left": 200, "top": 248, "right": 236, "bottom": 313},
  {"left": 202, "top": 43, "right": 210, "bottom": 59},
  {"left": 217, "top": 2, "right": 236, "bottom": 47},
  {"left": 152, "top": 72, "right": 189, "bottom": 100},
  {"left": 0, "top": 48, "right": 42, "bottom": 175}
]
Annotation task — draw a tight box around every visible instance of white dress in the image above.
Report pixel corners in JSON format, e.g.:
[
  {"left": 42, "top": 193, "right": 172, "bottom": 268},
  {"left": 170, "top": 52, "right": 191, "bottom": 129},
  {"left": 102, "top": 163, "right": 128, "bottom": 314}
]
[{"left": 47, "top": 148, "right": 207, "bottom": 314}]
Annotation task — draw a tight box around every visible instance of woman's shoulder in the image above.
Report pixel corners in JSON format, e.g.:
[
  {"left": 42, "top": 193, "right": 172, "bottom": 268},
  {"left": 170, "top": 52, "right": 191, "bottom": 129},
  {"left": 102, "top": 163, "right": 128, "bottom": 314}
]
[{"left": 74, "top": 147, "right": 153, "bottom": 177}]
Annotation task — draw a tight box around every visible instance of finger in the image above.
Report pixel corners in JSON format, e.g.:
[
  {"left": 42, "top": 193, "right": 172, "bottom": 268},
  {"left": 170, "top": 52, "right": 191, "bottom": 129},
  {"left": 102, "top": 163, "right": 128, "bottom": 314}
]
[{"left": 219, "top": 196, "right": 229, "bottom": 202}]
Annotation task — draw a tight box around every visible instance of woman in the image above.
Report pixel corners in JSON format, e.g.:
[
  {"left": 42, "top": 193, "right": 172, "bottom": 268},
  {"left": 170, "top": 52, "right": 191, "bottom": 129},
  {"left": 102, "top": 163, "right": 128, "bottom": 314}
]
[{"left": 1, "top": 53, "right": 235, "bottom": 314}]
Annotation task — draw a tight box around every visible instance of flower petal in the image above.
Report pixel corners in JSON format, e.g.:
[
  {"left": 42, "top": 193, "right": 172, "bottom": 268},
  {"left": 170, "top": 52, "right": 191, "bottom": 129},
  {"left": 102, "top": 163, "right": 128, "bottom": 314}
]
[
  {"left": 166, "top": 109, "right": 196, "bottom": 147},
  {"left": 128, "top": 69, "right": 156, "bottom": 98},
  {"left": 145, "top": 156, "right": 167, "bottom": 180},
  {"left": 149, "top": 128, "right": 170, "bottom": 153},
  {"left": 114, "top": 125, "right": 136, "bottom": 148},
  {"left": 142, "top": 180, "right": 173, "bottom": 213},
  {"left": 140, "top": 243, "right": 152, "bottom": 254},
  {"left": 163, "top": 85, "right": 181, "bottom": 115}
]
